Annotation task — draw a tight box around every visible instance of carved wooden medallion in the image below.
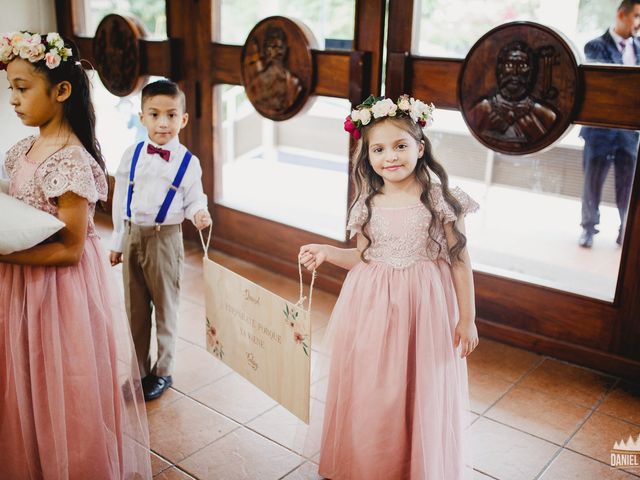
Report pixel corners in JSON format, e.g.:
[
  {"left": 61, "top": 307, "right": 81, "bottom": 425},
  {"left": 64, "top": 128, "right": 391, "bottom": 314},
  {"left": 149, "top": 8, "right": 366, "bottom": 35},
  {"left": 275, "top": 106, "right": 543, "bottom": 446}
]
[
  {"left": 241, "top": 16, "right": 316, "bottom": 121},
  {"left": 459, "top": 22, "right": 580, "bottom": 155},
  {"left": 93, "top": 14, "right": 146, "bottom": 97}
]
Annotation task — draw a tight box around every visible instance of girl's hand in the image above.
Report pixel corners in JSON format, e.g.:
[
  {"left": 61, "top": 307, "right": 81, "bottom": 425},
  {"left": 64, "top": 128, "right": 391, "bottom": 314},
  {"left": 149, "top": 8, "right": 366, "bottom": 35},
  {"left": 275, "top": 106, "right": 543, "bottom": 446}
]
[
  {"left": 109, "top": 250, "right": 122, "bottom": 266},
  {"left": 454, "top": 320, "right": 479, "bottom": 358},
  {"left": 194, "top": 209, "right": 212, "bottom": 230},
  {"left": 299, "top": 244, "right": 328, "bottom": 271}
]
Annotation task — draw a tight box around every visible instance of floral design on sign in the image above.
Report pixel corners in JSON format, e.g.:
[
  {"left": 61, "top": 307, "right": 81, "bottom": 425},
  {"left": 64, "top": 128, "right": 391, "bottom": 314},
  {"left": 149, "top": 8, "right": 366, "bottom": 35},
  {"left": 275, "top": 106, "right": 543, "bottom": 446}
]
[
  {"left": 283, "top": 303, "right": 310, "bottom": 357},
  {"left": 206, "top": 317, "right": 224, "bottom": 359}
]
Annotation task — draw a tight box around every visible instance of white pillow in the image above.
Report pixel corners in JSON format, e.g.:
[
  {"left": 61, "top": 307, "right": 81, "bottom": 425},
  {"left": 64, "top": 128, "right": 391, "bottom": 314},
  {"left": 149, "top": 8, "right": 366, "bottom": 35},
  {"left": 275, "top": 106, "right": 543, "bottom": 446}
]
[{"left": 0, "top": 192, "right": 65, "bottom": 254}]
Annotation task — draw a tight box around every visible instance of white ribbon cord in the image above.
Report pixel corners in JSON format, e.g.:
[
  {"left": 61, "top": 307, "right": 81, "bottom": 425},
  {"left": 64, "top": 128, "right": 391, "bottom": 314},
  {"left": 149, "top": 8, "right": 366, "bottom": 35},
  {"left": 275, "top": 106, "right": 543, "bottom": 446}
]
[
  {"left": 198, "top": 225, "right": 213, "bottom": 259},
  {"left": 200, "top": 225, "right": 316, "bottom": 315},
  {"left": 296, "top": 258, "right": 317, "bottom": 314}
]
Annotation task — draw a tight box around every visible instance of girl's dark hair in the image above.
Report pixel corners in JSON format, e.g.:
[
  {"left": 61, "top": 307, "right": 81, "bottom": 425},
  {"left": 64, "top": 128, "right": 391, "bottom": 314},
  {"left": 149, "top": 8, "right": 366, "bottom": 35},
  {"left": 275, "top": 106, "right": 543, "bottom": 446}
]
[
  {"left": 32, "top": 38, "right": 106, "bottom": 173},
  {"left": 349, "top": 115, "right": 468, "bottom": 263}
]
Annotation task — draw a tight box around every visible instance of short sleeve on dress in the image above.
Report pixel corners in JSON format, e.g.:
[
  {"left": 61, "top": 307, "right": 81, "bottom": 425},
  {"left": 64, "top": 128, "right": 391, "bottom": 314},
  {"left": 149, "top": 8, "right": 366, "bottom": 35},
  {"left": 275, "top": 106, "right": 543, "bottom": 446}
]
[
  {"left": 347, "top": 197, "right": 368, "bottom": 239},
  {"left": 433, "top": 184, "right": 479, "bottom": 224},
  {"left": 40, "top": 147, "right": 107, "bottom": 204}
]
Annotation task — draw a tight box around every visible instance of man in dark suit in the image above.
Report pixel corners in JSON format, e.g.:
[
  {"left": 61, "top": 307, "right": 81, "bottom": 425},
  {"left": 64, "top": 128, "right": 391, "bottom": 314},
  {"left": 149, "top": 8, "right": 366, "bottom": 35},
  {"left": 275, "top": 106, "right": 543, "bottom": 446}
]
[{"left": 579, "top": 0, "right": 640, "bottom": 248}]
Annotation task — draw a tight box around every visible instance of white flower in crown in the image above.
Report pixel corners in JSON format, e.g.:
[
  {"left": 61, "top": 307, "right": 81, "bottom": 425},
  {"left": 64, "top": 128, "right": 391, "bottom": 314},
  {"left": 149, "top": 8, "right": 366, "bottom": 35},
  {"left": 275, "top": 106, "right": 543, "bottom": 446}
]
[
  {"left": 409, "top": 98, "right": 435, "bottom": 127},
  {"left": 46, "top": 32, "right": 61, "bottom": 45},
  {"left": 26, "top": 33, "right": 42, "bottom": 46},
  {"left": 358, "top": 107, "right": 372, "bottom": 125},
  {"left": 44, "top": 50, "right": 61, "bottom": 69},
  {"left": 397, "top": 95, "right": 411, "bottom": 112},
  {"left": 371, "top": 98, "right": 398, "bottom": 118},
  {"left": 10, "top": 32, "right": 25, "bottom": 54},
  {"left": 26, "top": 43, "right": 46, "bottom": 63},
  {"left": 59, "top": 47, "right": 72, "bottom": 60},
  {"left": 0, "top": 36, "right": 13, "bottom": 63}
]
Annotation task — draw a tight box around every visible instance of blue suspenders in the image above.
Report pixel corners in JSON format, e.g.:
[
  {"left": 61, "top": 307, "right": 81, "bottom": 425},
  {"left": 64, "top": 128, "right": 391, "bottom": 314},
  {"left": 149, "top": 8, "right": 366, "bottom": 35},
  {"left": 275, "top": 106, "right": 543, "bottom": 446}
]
[
  {"left": 125, "top": 141, "right": 194, "bottom": 227},
  {"left": 125, "top": 142, "right": 144, "bottom": 219}
]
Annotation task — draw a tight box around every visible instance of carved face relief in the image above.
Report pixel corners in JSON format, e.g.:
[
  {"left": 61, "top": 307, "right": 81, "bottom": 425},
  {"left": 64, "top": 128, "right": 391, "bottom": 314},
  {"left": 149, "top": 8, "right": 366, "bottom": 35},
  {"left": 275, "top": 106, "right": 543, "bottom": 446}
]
[
  {"left": 497, "top": 45, "right": 534, "bottom": 101},
  {"left": 459, "top": 22, "right": 580, "bottom": 155},
  {"left": 241, "top": 16, "right": 316, "bottom": 121},
  {"left": 93, "top": 14, "right": 146, "bottom": 97}
]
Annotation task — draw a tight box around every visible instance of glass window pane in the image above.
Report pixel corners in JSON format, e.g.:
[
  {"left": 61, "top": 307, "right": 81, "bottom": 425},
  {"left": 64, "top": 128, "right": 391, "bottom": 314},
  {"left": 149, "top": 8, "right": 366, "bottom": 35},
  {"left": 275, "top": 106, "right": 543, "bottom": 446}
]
[
  {"left": 92, "top": 74, "right": 162, "bottom": 174},
  {"left": 216, "top": 0, "right": 355, "bottom": 49},
  {"left": 215, "top": 85, "right": 351, "bottom": 240},
  {"left": 79, "top": 0, "right": 167, "bottom": 38},
  {"left": 415, "top": 0, "right": 633, "bottom": 64},
  {"left": 427, "top": 110, "right": 636, "bottom": 301}
]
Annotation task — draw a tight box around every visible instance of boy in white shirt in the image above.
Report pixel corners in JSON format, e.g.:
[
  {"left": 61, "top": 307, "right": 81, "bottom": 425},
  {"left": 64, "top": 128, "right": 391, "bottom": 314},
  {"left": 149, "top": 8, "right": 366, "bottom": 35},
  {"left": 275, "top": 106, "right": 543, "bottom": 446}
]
[{"left": 110, "top": 80, "right": 211, "bottom": 400}]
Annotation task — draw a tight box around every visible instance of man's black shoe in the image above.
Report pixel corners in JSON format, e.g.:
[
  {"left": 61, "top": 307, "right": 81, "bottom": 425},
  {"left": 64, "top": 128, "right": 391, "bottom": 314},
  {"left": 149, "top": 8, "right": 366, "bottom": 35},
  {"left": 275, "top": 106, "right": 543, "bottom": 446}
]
[
  {"left": 579, "top": 229, "right": 594, "bottom": 248},
  {"left": 143, "top": 375, "right": 173, "bottom": 401}
]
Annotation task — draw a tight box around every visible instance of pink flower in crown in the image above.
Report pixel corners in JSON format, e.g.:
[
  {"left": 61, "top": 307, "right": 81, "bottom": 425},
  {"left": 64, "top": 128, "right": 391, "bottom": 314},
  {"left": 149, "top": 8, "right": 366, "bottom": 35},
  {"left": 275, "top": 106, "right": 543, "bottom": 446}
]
[
  {"left": 397, "top": 95, "right": 411, "bottom": 112},
  {"left": 0, "top": 37, "right": 13, "bottom": 64},
  {"left": 44, "top": 51, "right": 61, "bottom": 69},
  {"left": 26, "top": 44, "right": 45, "bottom": 63},
  {"left": 343, "top": 115, "right": 361, "bottom": 140},
  {"left": 10, "top": 32, "right": 25, "bottom": 55}
]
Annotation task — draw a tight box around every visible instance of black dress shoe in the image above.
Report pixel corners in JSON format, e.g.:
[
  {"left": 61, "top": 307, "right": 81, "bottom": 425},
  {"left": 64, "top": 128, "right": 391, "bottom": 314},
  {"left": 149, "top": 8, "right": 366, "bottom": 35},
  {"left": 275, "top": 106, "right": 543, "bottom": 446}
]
[
  {"left": 579, "top": 229, "right": 593, "bottom": 248},
  {"left": 143, "top": 375, "right": 173, "bottom": 401}
]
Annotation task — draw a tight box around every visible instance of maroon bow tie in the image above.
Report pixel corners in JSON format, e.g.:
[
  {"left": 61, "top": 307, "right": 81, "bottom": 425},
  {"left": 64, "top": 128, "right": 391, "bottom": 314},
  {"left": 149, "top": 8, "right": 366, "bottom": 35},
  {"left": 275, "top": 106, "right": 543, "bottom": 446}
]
[{"left": 147, "top": 144, "right": 171, "bottom": 162}]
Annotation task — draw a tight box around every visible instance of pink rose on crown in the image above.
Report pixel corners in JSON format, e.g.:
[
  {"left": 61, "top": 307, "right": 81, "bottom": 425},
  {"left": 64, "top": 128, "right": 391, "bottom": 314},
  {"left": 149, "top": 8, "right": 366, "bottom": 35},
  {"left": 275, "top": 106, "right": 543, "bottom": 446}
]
[
  {"left": 397, "top": 95, "right": 411, "bottom": 112},
  {"left": 26, "top": 44, "right": 45, "bottom": 63},
  {"left": 45, "top": 51, "right": 61, "bottom": 69}
]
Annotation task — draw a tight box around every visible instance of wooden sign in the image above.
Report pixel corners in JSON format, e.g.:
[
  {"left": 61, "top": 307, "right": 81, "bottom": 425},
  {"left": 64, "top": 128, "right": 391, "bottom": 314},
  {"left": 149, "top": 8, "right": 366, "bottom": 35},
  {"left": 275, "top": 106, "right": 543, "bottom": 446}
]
[
  {"left": 459, "top": 22, "right": 580, "bottom": 155},
  {"left": 203, "top": 258, "right": 311, "bottom": 423},
  {"left": 93, "top": 14, "right": 146, "bottom": 97},
  {"left": 241, "top": 16, "right": 316, "bottom": 121}
]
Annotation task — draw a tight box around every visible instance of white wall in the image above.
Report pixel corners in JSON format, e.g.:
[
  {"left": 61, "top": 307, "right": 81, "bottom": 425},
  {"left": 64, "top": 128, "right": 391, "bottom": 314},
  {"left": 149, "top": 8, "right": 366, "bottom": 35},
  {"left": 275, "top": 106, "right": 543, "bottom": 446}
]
[{"left": 0, "top": 0, "right": 57, "bottom": 156}]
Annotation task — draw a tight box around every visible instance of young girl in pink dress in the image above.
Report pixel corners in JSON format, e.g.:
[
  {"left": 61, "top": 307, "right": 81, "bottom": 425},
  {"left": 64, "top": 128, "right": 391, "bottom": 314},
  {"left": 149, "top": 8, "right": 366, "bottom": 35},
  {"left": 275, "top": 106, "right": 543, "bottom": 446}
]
[
  {"left": 0, "top": 32, "right": 151, "bottom": 479},
  {"left": 300, "top": 95, "right": 479, "bottom": 479}
]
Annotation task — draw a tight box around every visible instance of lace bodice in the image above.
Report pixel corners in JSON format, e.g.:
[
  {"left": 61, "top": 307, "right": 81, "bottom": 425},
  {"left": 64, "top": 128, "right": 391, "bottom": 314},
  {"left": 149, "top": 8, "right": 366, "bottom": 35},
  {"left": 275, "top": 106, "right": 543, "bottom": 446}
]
[
  {"left": 347, "top": 185, "right": 479, "bottom": 268},
  {"left": 4, "top": 136, "right": 107, "bottom": 237}
]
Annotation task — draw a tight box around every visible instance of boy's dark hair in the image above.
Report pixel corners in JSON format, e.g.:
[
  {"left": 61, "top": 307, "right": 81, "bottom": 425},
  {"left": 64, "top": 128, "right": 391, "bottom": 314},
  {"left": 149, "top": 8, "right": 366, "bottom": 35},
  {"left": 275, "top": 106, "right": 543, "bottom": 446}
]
[
  {"left": 619, "top": 0, "right": 640, "bottom": 12},
  {"left": 31, "top": 37, "right": 105, "bottom": 173},
  {"left": 141, "top": 79, "right": 186, "bottom": 111}
]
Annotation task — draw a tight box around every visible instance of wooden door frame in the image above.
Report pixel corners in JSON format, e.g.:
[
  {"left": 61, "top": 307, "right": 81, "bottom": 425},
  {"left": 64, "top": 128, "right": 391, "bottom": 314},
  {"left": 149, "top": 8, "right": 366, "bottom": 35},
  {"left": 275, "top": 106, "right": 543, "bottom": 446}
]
[
  {"left": 386, "top": 0, "right": 640, "bottom": 379},
  {"left": 55, "top": 0, "right": 640, "bottom": 379},
  {"left": 54, "top": 0, "right": 385, "bottom": 294},
  {"left": 207, "top": 0, "right": 386, "bottom": 293}
]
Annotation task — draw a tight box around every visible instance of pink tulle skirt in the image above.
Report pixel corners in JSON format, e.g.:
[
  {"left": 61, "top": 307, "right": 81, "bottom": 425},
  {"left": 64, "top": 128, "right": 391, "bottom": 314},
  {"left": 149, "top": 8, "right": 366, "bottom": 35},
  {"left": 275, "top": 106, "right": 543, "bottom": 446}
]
[
  {"left": 318, "top": 259, "right": 472, "bottom": 480},
  {"left": 0, "top": 236, "right": 151, "bottom": 479}
]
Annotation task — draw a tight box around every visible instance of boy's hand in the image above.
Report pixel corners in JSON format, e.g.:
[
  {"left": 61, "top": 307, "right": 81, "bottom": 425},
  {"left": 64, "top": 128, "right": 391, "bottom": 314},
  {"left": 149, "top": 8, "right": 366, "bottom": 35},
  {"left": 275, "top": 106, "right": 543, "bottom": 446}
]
[
  {"left": 299, "top": 244, "right": 328, "bottom": 271},
  {"left": 194, "top": 209, "right": 212, "bottom": 230},
  {"left": 110, "top": 250, "right": 123, "bottom": 266}
]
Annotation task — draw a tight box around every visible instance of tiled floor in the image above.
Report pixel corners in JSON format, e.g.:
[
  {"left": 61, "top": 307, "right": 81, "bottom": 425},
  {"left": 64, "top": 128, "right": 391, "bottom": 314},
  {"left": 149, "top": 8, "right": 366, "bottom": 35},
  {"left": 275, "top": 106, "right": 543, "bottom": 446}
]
[{"left": 95, "top": 214, "right": 640, "bottom": 480}]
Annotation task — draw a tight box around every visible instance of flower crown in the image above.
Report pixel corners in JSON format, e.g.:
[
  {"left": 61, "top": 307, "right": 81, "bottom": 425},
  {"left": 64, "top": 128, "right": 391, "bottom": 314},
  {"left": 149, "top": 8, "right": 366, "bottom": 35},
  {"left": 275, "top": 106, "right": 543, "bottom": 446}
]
[
  {"left": 0, "top": 31, "right": 73, "bottom": 71},
  {"left": 344, "top": 94, "right": 435, "bottom": 140}
]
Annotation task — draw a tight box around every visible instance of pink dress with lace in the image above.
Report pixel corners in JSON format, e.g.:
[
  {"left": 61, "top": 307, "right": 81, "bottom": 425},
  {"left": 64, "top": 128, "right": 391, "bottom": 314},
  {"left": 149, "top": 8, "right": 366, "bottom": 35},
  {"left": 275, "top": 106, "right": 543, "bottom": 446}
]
[
  {"left": 318, "top": 185, "right": 478, "bottom": 480},
  {"left": 0, "top": 136, "right": 151, "bottom": 479}
]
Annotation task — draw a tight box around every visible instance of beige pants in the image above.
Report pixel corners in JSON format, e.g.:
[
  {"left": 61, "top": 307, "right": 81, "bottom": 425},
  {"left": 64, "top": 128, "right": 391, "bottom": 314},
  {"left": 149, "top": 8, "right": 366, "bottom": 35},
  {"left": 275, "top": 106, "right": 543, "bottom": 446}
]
[{"left": 123, "top": 221, "right": 184, "bottom": 377}]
